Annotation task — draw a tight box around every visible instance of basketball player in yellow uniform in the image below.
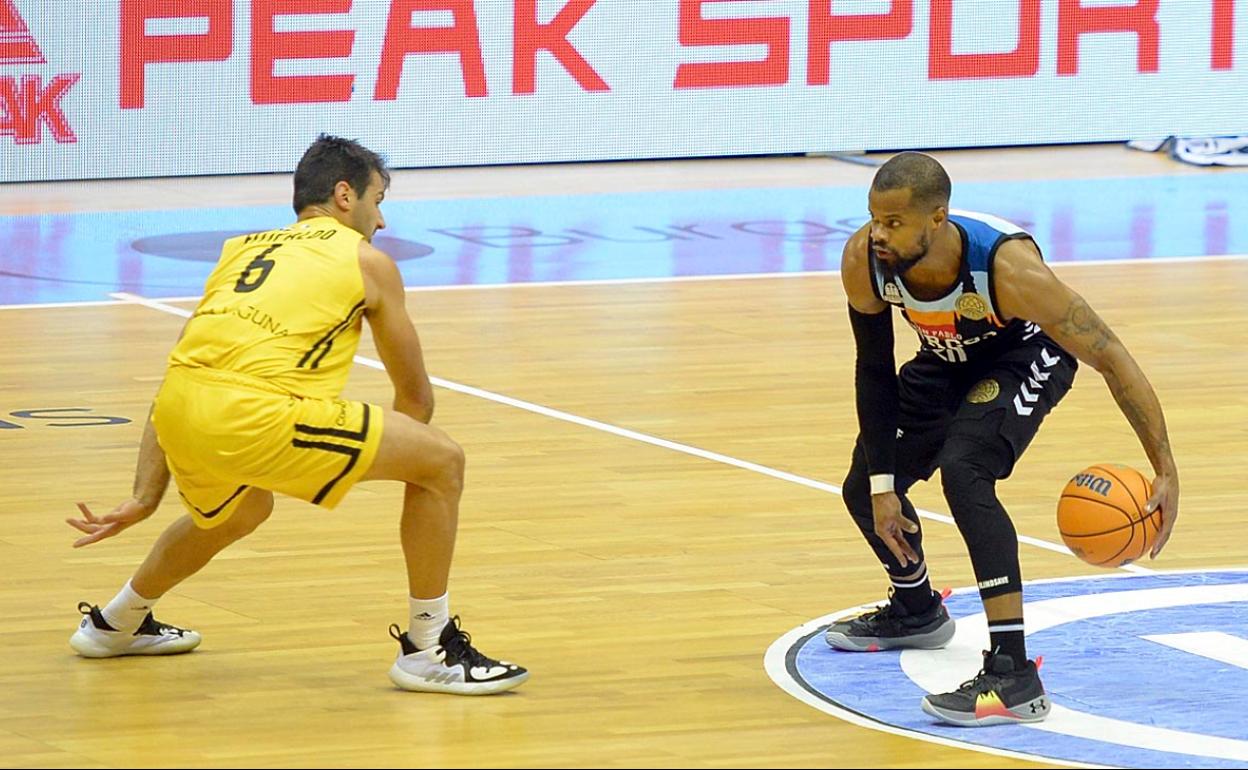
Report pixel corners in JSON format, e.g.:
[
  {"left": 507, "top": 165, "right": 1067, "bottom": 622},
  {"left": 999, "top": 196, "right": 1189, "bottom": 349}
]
[{"left": 65, "top": 135, "right": 527, "bottom": 695}]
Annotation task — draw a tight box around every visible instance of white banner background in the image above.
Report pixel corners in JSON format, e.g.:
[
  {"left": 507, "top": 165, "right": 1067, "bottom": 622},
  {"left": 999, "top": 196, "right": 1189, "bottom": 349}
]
[{"left": 2, "top": 0, "right": 1246, "bottom": 182}]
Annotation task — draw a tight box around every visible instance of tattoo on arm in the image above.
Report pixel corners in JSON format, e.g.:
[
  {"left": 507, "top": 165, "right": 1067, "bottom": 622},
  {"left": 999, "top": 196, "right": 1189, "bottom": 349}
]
[
  {"left": 1122, "top": 398, "right": 1150, "bottom": 437},
  {"left": 1104, "top": 365, "right": 1172, "bottom": 474},
  {"left": 1057, "top": 298, "right": 1115, "bottom": 352}
]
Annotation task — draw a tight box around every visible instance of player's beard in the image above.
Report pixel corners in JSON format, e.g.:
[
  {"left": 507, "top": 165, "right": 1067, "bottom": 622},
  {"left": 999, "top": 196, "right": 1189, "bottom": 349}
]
[{"left": 881, "top": 230, "right": 931, "bottom": 280}]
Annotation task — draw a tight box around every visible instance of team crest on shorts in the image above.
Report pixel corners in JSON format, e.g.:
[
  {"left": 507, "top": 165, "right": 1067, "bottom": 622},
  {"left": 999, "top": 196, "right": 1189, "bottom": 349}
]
[
  {"left": 967, "top": 378, "right": 999, "bottom": 403},
  {"left": 954, "top": 292, "right": 989, "bottom": 320}
]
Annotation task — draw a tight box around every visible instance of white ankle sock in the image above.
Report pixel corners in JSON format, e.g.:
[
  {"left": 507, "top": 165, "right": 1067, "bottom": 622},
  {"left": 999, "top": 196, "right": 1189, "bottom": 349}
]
[
  {"left": 101, "top": 580, "right": 156, "bottom": 634},
  {"left": 408, "top": 593, "right": 449, "bottom": 650}
]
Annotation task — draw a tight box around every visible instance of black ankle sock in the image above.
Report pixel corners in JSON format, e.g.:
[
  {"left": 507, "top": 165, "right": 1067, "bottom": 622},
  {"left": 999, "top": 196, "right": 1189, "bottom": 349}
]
[
  {"left": 988, "top": 620, "right": 1027, "bottom": 669},
  {"left": 890, "top": 562, "right": 937, "bottom": 616},
  {"left": 893, "top": 584, "right": 937, "bottom": 616}
]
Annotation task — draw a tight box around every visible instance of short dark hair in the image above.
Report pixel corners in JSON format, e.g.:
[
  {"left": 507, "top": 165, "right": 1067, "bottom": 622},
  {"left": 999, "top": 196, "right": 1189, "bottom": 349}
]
[
  {"left": 871, "top": 152, "right": 951, "bottom": 211},
  {"left": 292, "top": 134, "right": 390, "bottom": 214}
]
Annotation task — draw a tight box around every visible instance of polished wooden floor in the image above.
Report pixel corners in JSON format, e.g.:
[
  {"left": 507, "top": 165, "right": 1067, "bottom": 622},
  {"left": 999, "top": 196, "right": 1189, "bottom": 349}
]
[{"left": 1, "top": 147, "right": 1245, "bottom": 768}]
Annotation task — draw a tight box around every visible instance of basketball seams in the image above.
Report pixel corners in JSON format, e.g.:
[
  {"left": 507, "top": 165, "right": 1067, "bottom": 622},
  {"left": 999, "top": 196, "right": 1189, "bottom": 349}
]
[
  {"left": 1059, "top": 464, "right": 1158, "bottom": 567},
  {"left": 1090, "top": 464, "right": 1149, "bottom": 514},
  {"left": 1122, "top": 509, "right": 1148, "bottom": 564},
  {"left": 1056, "top": 494, "right": 1138, "bottom": 535},
  {"left": 1058, "top": 503, "right": 1143, "bottom": 566},
  {"left": 1095, "top": 464, "right": 1153, "bottom": 563},
  {"left": 1093, "top": 521, "right": 1139, "bottom": 566},
  {"left": 1144, "top": 507, "right": 1164, "bottom": 539}
]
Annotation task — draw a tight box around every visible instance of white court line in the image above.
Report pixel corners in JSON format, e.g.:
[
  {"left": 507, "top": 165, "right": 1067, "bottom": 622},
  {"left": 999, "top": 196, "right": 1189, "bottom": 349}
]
[
  {"left": 107, "top": 291, "right": 1155, "bottom": 575},
  {"left": 109, "top": 292, "right": 193, "bottom": 317},
  {"left": 765, "top": 570, "right": 1248, "bottom": 769},
  {"left": 0, "top": 298, "right": 136, "bottom": 310},
  {"left": 2, "top": 251, "right": 1245, "bottom": 311}
]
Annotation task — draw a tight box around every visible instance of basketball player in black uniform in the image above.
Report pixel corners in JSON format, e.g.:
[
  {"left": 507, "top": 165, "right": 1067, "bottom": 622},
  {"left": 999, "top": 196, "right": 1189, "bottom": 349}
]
[{"left": 824, "top": 153, "right": 1179, "bottom": 726}]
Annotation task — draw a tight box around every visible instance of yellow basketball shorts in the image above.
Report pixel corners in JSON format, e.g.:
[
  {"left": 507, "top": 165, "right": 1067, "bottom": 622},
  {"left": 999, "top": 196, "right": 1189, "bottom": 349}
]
[{"left": 152, "top": 366, "right": 384, "bottom": 529}]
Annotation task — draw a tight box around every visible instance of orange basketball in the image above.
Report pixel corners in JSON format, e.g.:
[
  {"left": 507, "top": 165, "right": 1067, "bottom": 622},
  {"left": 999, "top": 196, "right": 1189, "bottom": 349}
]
[{"left": 1057, "top": 464, "right": 1159, "bottom": 567}]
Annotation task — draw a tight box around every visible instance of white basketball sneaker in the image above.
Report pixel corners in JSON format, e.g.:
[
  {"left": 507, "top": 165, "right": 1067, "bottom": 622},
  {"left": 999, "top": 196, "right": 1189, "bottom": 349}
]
[
  {"left": 388, "top": 616, "right": 528, "bottom": 695},
  {"left": 70, "top": 602, "right": 201, "bottom": 658}
]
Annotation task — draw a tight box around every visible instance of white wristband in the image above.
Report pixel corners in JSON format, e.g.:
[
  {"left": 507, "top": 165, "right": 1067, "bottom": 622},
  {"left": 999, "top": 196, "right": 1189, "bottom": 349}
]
[{"left": 869, "top": 474, "right": 895, "bottom": 495}]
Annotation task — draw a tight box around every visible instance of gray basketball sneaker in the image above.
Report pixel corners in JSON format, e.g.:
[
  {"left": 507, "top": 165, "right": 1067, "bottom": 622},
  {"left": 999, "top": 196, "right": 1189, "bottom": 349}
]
[
  {"left": 824, "top": 591, "right": 955, "bottom": 652},
  {"left": 921, "top": 651, "right": 1050, "bottom": 726}
]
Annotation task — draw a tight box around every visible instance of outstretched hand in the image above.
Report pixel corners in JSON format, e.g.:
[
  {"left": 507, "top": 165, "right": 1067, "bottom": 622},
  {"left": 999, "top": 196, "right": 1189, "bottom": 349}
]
[{"left": 66, "top": 499, "right": 156, "bottom": 548}]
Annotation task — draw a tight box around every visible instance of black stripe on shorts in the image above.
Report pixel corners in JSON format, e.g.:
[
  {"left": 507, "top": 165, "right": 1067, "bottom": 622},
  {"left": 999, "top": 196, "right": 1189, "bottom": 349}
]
[
  {"left": 180, "top": 484, "right": 250, "bottom": 520},
  {"left": 293, "top": 399, "right": 371, "bottom": 443}
]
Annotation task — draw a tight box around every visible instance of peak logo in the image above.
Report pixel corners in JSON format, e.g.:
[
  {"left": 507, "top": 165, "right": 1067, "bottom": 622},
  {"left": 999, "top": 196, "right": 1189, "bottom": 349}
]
[
  {"left": 0, "top": 0, "right": 42, "bottom": 65},
  {"left": 0, "top": 0, "right": 79, "bottom": 145}
]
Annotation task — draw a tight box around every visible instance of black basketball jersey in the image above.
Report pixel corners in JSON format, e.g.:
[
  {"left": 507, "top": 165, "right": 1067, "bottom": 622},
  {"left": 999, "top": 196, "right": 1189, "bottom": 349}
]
[{"left": 868, "top": 211, "right": 1047, "bottom": 365}]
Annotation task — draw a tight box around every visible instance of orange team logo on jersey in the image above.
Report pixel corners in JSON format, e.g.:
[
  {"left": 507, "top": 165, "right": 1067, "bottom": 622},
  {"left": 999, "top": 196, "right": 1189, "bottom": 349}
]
[{"left": 903, "top": 308, "right": 959, "bottom": 339}]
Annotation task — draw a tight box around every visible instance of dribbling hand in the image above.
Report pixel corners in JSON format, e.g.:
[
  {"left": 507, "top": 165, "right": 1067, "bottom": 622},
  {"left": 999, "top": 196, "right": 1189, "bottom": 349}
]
[{"left": 1146, "top": 472, "right": 1179, "bottom": 559}]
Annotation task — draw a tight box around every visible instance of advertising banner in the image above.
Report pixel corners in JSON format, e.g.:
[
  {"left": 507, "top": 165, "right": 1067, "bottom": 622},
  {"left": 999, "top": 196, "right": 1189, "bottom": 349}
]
[{"left": 2, "top": 0, "right": 1245, "bottom": 181}]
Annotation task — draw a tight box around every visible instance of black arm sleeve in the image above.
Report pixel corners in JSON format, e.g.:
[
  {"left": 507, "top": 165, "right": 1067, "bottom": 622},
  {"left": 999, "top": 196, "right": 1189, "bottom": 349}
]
[{"left": 848, "top": 304, "right": 898, "bottom": 476}]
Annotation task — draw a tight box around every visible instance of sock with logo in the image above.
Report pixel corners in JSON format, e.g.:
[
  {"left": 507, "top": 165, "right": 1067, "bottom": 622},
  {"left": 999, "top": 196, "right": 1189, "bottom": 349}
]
[
  {"left": 101, "top": 580, "right": 156, "bottom": 634},
  {"left": 988, "top": 618, "right": 1027, "bottom": 669},
  {"left": 408, "top": 592, "right": 449, "bottom": 650}
]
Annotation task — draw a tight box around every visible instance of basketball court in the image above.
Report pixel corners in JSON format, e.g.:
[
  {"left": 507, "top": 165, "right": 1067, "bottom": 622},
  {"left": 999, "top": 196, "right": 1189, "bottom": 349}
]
[{"left": 2, "top": 145, "right": 1247, "bottom": 767}]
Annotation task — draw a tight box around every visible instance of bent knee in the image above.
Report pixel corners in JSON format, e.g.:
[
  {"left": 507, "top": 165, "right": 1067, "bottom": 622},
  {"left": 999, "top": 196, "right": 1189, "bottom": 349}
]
[
  {"left": 395, "top": 422, "right": 465, "bottom": 492},
  {"left": 842, "top": 462, "right": 868, "bottom": 499},
  {"left": 939, "top": 460, "right": 993, "bottom": 504},
  {"left": 226, "top": 491, "right": 273, "bottom": 537},
  {"left": 938, "top": 435, "right": 1011, "bottom": 487},
  {"left": 939, "top": 456, "right": 978, "bottom": 485},
  {"left": 428, "top": 433, "right": 465, "bottom": 492}
]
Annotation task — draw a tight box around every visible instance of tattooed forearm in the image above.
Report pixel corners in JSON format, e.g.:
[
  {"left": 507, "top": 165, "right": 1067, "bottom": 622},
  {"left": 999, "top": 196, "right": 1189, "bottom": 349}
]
[
  {"left": 1057, "top": 298, "right": 1115, "bottom": 352},
  {"left": 1044, "top": 291, "right": 1176, "bottom": 475},
  {"left": 1115, "top": 389, "right": 1153, "bottom": 444},
  {"left": 1103, "top": 363, "right": 1175, "bottom": 475}
]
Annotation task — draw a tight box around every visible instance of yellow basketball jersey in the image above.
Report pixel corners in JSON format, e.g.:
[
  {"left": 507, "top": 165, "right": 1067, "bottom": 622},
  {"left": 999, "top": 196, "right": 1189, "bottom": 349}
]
[{"left": 170, "top": 216, "right": 366, "bottom": 399}]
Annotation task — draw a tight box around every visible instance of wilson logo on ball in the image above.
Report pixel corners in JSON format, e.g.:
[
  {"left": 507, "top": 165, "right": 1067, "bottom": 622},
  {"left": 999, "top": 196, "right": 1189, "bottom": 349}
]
[{"left": 1071, "top": 473, "right": 1112, "bottom": 497}]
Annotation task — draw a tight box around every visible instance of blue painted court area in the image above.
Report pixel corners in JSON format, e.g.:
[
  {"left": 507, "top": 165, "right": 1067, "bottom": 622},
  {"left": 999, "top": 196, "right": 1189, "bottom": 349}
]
[
  {"left": 1, "top": 174, "right": 1245, "bottom": 306},
  {"left": 782, "top": 570, "right": 1248, "bottom": 768}
]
